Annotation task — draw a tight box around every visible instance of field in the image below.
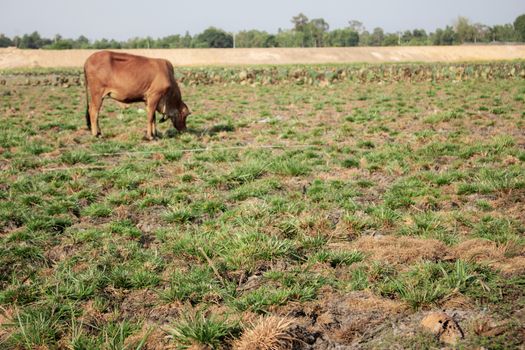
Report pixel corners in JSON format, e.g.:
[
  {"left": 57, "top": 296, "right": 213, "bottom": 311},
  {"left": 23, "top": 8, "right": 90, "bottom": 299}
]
[{"left": 0, "top": 62, "right": 524, "bottom": 349}]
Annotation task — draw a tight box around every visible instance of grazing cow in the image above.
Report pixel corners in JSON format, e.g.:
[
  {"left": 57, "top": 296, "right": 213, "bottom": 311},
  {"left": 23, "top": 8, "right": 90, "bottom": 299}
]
[{"left": 83, "top": 51, "right": 190, "bottom": 140}]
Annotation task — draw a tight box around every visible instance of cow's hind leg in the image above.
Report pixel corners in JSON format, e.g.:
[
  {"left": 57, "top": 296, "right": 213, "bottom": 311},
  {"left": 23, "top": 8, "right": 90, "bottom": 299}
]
[
  {"left": 85, "top": 106, "right": 91, "bottom": 131},
  {"left": 88, "top": 91, "right": 103, "bottom": 137}
]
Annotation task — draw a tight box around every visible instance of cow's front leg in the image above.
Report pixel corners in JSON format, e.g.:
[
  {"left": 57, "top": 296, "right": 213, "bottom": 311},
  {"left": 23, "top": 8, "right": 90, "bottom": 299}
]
[
  {"left": 145, "top": 96, "right": 161, "bottom": 141},
  {"left": 152, "top": 112, "right": 161, "bottom": 138}
]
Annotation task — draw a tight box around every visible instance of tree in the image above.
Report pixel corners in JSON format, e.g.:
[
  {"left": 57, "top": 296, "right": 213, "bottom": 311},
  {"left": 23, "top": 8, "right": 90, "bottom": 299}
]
[
  {"left": 400, "top": 30, "right": 413, "bottom": 44},
  {"left": 359, "top": 30, "right": 371, "bottom": 46},
  {"left": 310, "top": 18, "right": 329, "bottom": 47},
  {"left": 515, "top": 14, "right": 525, "bottom": 41},
  {"left": 291, "top": 13, "right": 317, "bottom": 47},
  {"left": 124, "top": 37, "right": 148, "bottom": 48},
  {"left": 0, "top": 34, "right": 13, "bottom": 47},
  {"left": 292, "top": 13, "right": 309, "bottom": 32},
  {"left": 383, "top": 33, "right": 399, "bottom": 46},
  {"left": 490, "top": 24, "right": 517, "bottom": 42},
  {"left": 326, "top": 28, "right": 359, "bottom": 47},
  {"left": 348, "top": 20, "right": 364, "bottom": 34},
  {"left": 93, "top": 38, "right": 121, "bottom": 49},
  {"left": 442, "top": 26, "right": 457, "bottom": 45},
  {"left": 182, "top": 31, "right": 192, "bottom": 48},
  {"left": 155, "top": 35, "right": 186, "bottom": 48},
  {"left": 370, "top": 27, "right": 384, "bottom": 46},
  {"left": 473, "top": 23, "right": 490, "bottom": 43},
  {"left": 45, "top": 34, "right": 74, "bottom": 49},
  {"left": 194, "top": 27, "right": 233, "bottom": 48},
  {"left": 411, "top": 29, "right": 428, "bottom": 45},
  {"left": 18, "top": 31, "right": 50, "bottom": 49},
  {"left": 454, "top": 16, "right": 476, "bottom": 43},
  {"left": 235, "top": 30, "right": 270, "bottom": 48},
  {"left": 264, "top": 35, "right": 277, "bottom": 48},
  {"left": 275, "top": 29, "right": 303, "bottom": 47},
  {"left": 75, "top": 35, "right": 90, "bottom": 48},
  {"left": 433, "top": 26, "right": 456, "bottom": 45}
]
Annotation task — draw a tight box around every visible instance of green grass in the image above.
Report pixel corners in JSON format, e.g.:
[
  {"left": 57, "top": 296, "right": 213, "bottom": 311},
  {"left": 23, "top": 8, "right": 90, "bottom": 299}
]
[
  {"left": 166, "top": 311, "right": 241, "bottom": 349},
  {"left": 160, "top": 266, "right": 233, "bottom": 304},
  {"left": 233, "top": 270, "right": 327, "bottom": 313},
  {"left": 377, "top": 260, "right": 498, "bottom": 310}
]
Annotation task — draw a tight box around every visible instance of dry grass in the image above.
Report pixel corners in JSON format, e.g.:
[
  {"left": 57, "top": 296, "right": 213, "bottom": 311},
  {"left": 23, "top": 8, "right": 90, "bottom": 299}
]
[
  {"left": 233, "top": 316, "right": 295, "bottom": 350},
  {"left": 347, "top": 236, "right": 448, "bottom": 266},
  {"left": 123, "top": 323, "right": 169, "bottom": 350},
  {"left": 0, "top": 307, "right": 14, "bottom": 344},
  {"left": 452, "top": 239, "right": 525, "bottom": 276},
  {"left": 344, "top": 291, "right": 408, "bottom": 315}
]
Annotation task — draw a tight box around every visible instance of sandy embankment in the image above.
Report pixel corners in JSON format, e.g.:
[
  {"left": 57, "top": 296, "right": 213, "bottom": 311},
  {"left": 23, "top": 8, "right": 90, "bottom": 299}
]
[{"left": 0, "top": 45, "right": 524, "bottom": 69}]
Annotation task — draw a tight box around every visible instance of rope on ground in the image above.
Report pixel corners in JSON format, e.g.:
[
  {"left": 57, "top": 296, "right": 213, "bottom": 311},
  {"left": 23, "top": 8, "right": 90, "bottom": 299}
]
[{"left": 87, "top": 143, "right": 320, "bottom": 157}]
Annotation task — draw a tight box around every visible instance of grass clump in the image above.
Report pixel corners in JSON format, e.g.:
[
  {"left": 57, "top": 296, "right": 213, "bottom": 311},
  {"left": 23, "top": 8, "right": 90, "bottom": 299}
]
[
  {"left": 377, "top": 260, "right": 497, "bottom": 310},
  {"left": 233, "top": 270, "right": 326, "bottom": 313},
  {"left": 160, "top": 266, "right": 232, "bottom": 304},
  {"left": 309, "top": 249, "right": 364, "bottom": 267},
  {"left": 166, "top": 311, "right": 241, "bottom": 349}
]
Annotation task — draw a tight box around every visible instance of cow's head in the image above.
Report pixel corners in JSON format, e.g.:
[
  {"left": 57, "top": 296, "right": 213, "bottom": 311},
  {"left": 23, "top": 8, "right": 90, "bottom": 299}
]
[
  {"left": 160, "top": 101, "right": 191, "bottom": 131},
  {"left": 170, "top": 102, "right": 190, "bottom": 131}
]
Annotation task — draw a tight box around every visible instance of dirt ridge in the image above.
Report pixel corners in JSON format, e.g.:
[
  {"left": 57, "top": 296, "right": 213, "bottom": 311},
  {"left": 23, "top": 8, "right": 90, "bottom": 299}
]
[{"left": 1, "top": 45, "right": 524, "bottom": 68}]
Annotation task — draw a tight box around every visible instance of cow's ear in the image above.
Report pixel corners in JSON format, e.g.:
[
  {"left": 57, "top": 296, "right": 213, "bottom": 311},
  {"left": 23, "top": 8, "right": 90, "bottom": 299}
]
[{"left": 182, "top": 104, "right": 191, "bottom": 116}]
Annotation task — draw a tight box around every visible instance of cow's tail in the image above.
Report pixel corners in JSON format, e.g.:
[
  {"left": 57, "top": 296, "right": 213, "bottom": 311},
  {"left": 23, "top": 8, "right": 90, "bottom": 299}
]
[{"left": 84, "top": 67, "right": 91, "bottom": 131}]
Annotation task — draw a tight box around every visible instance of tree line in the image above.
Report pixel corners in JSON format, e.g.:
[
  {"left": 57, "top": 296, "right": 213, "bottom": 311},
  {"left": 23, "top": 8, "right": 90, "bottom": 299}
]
[{"left": 1, "top": 13, "right": 525, "bottom": 49}]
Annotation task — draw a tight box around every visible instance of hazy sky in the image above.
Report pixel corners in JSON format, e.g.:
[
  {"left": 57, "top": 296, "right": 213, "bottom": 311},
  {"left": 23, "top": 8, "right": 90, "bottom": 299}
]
[{"left": 2, "top": 0, "right": 525, "bottom": 40}]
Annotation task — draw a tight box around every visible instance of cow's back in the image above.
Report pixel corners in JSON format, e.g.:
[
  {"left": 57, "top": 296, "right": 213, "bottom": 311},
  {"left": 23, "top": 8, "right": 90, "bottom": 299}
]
[{"left": 84, "top": 51, "right": 172, "bottom": 101}]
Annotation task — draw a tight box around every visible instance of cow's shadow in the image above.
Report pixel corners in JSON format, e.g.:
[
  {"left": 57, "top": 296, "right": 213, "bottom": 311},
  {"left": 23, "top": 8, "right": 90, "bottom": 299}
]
[
  {"left": 201, "top": 123, "right": 236, "bottom": 136},
  {"left": 163, "top": 123, "right": 236, "bottom": 138}
]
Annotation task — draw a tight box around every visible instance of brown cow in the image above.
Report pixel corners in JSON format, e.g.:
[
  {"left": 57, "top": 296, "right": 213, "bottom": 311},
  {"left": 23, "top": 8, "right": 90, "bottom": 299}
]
[{"left": 84, "top": 51, "right": 190, "bottom": 140}]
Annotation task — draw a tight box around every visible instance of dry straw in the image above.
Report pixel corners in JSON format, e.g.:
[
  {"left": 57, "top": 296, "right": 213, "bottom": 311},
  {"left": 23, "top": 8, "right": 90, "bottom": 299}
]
[{"left": 233, "top": 316, "right": 296, "bottom": 350}]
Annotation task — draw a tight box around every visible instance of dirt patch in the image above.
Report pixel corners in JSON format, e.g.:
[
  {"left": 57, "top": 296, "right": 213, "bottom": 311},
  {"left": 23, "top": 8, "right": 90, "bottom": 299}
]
[
  {"left": 278, "top": 291, "right": 408, "bottom": 348},
  {"left": 119, "top": 289, "right": 162, "bottom": 321},
  {"left": 115, "top": 289, "right": 187, "bottom": 326},
  {"left": 124, "top": 323, "right": 172, "bottom": 350},
  {"left": 45, "top": 242, "right": 78, "bottom": 264},
  {"left": 492, "top": 189, "right": 525, "bottom": 222},
  {"left": 344, "top": 235, "right": 449, "bottom": 266},
  {"left": 363, "top": 307, "right": 516, "bottom": 348}
]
